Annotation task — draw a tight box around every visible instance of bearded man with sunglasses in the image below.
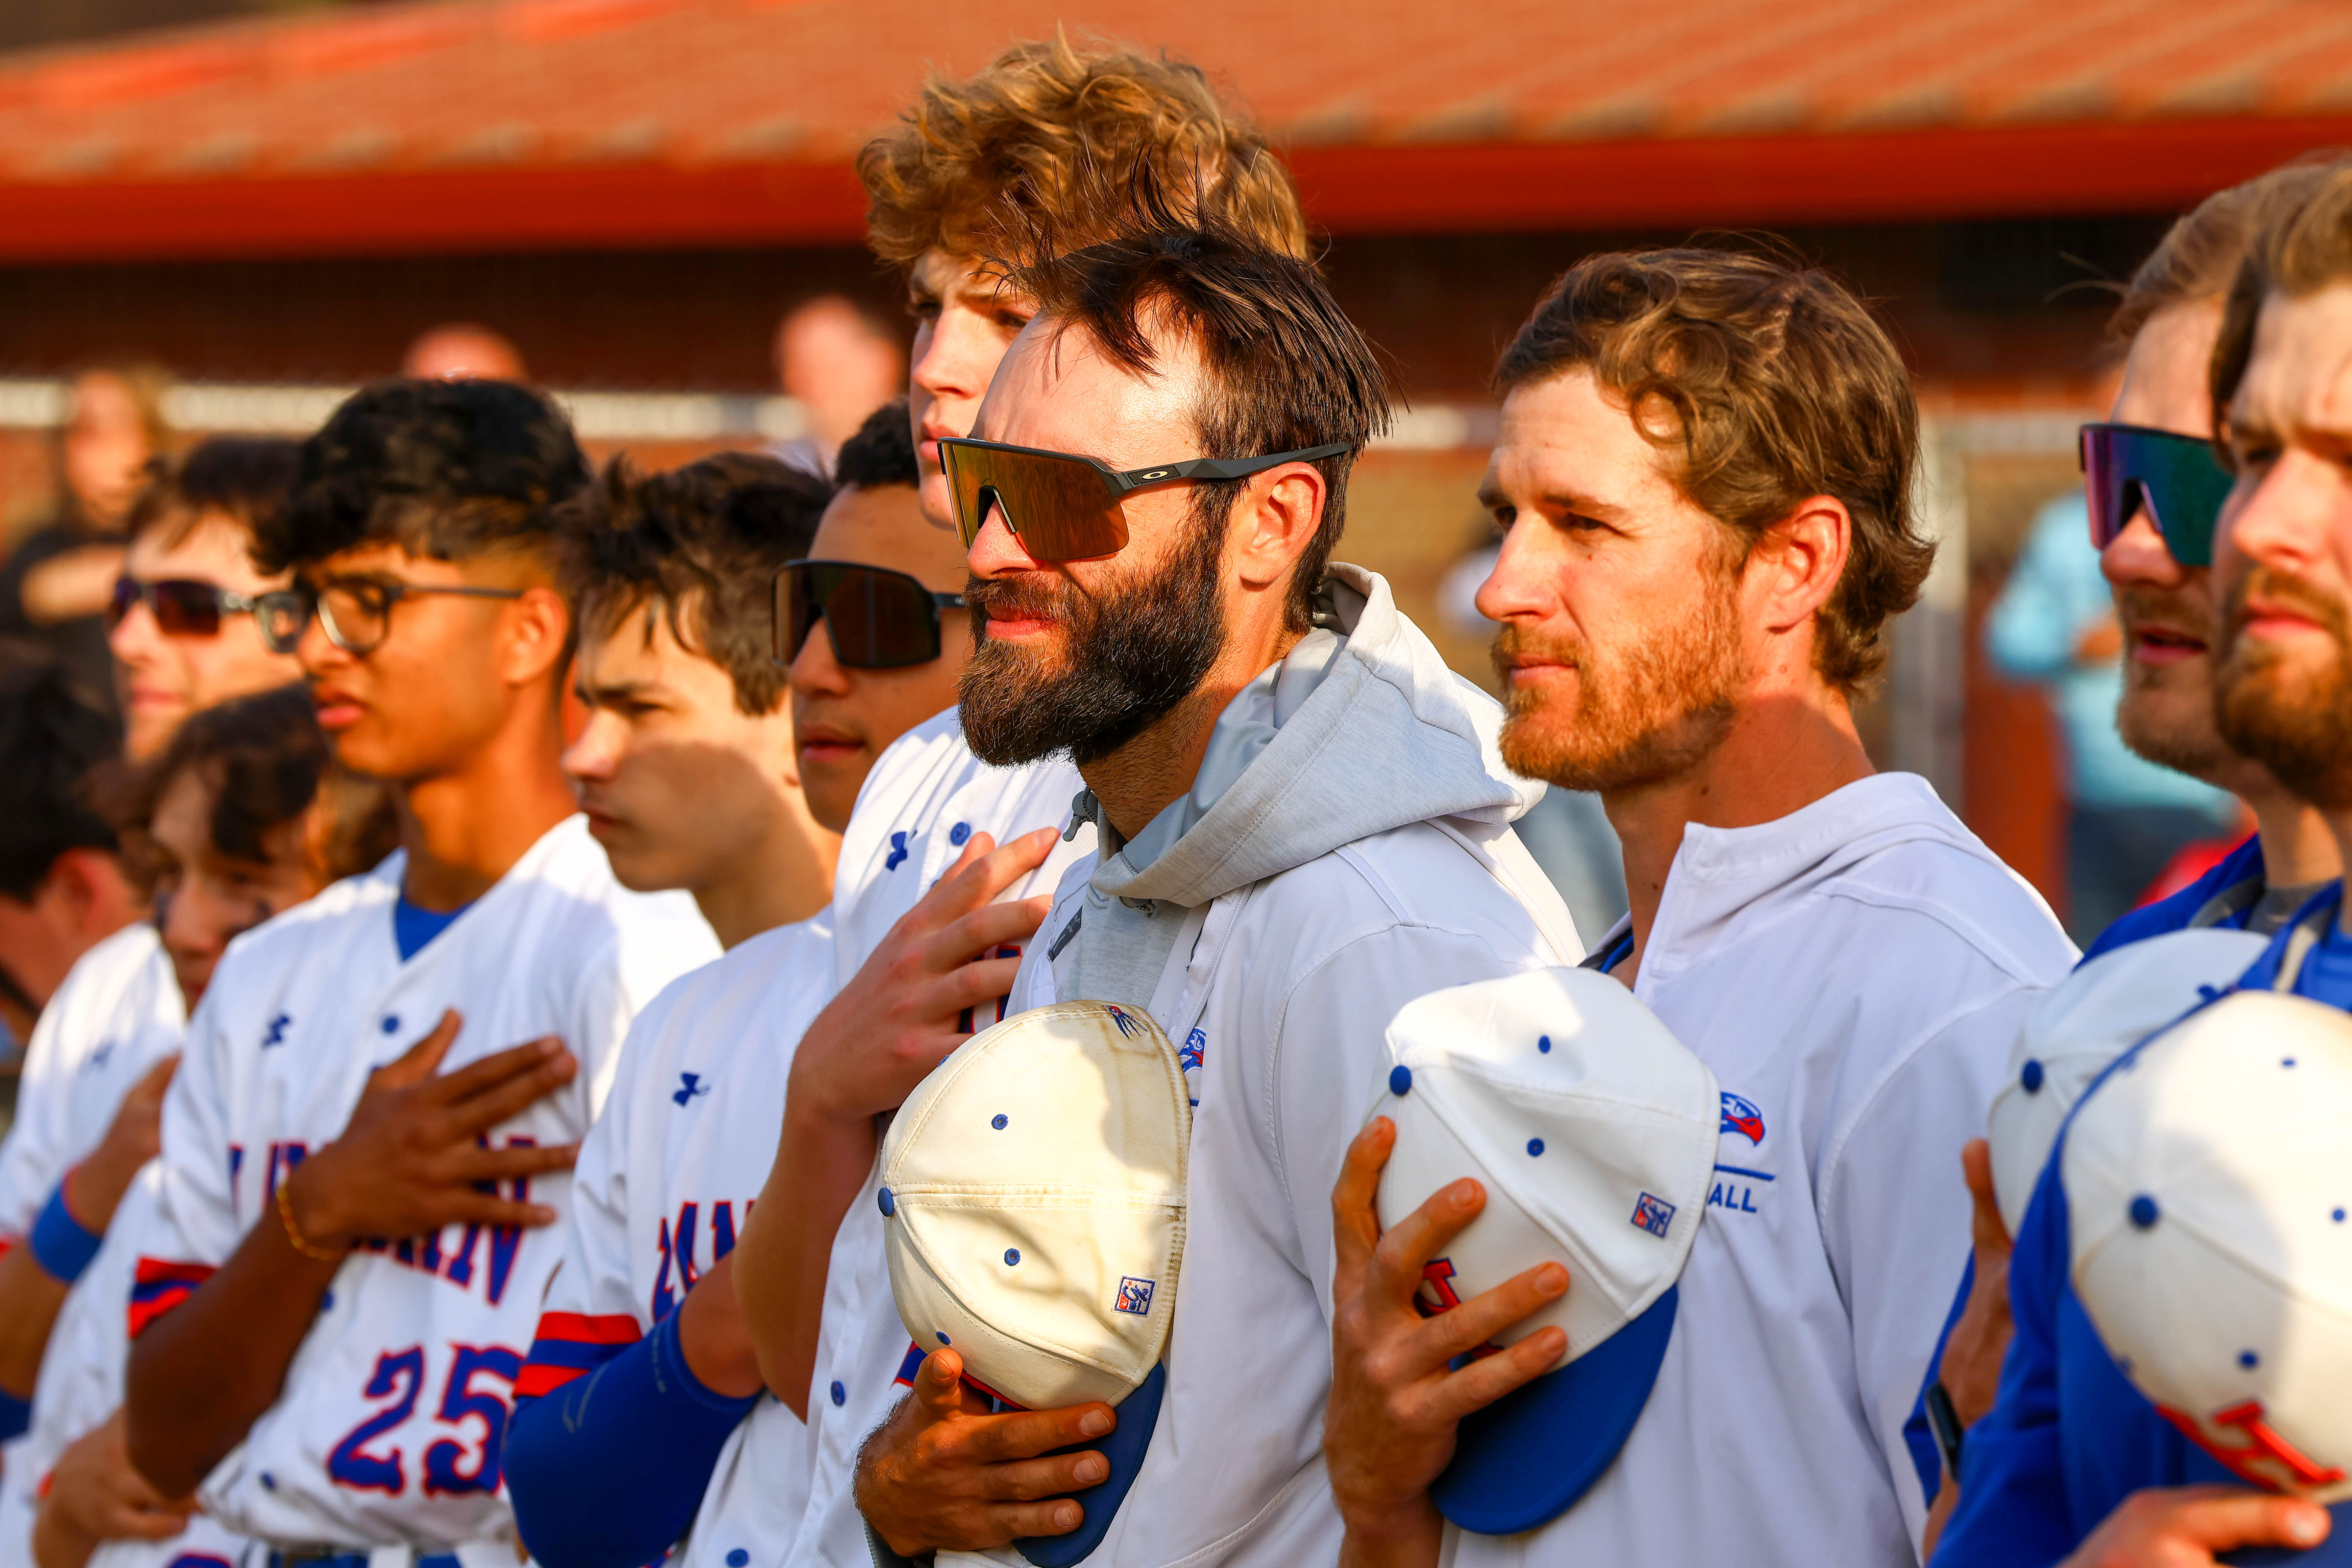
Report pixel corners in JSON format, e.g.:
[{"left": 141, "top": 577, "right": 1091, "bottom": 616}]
[
  {"left": 727, "top": 41, "right": 1325, "bottom": 1568},
  {"left": 843, "top": 219, "right": 1581, "bottom": 1563},
  {"left": 120, "top": 377, "right": 721, "bottom": 1566}
]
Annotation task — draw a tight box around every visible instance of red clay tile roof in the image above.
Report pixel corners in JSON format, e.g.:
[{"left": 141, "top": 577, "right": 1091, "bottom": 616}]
[{"left": 5, "top": 0, "right": 2352, "bottom": 258}]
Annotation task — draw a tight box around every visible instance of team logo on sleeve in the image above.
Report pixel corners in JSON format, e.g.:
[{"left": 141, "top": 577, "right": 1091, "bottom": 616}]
[
  {"left": 1114, "top": 1276, "right": 1156, "bottom": 1315},
  {"left": 885, "top": 831, "right": 913, "bottom": 872},
  {"left": 261, "top": 1013, "right": 291, "bottom": 1048},
  {"left": 1719, "top": 1092, "right": 1766, "bottom": 1145},
  {"left": 1632, "top": 1192, "right": 1677, "bottom": 1238},
  {"left": 672, "top": 1073, "right": 710, "bottom": 1107}
]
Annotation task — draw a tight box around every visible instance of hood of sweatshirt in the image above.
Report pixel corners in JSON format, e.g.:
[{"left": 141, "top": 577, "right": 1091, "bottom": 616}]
[{"left": 1095, "top": 563, "right": 1538, "bottom": 908}]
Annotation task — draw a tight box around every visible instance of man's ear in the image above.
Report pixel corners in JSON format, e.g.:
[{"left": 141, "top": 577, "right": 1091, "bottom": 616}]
[
  {"left": 1748, "top": 494, "right": 1852, "bottom": 637},
  {"left": 499, "top": 585, "right": 574, "bottom": 690},
  {"left": 1230, "top": 464, "right": 1329, "bottom": 594}
]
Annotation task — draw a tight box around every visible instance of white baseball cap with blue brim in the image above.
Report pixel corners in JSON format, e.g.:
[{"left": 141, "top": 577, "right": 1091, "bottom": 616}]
[
  {"left": 1371, "top": 965, "right": 1719, "bottom": 1534},
  {"left": 2066, "top": 988, "right": 2352, "bottom": 1565},
  {"left": 879, "top": 999, "right": 1189, "bottom": 1567}
]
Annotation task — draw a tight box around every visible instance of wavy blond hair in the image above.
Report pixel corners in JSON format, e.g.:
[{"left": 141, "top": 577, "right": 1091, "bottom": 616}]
[{"left": 859, "top": 31, "right": 1308, "bottom": 270}]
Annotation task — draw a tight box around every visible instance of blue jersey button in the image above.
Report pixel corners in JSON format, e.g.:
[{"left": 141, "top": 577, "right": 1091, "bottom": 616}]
[
  {"left": 727, "top": 1551, "right": 750, "bottom": 1567},
  {"left": 381, "top": 1015, "right": 401, "bottom": 1035},
  {"left": 830, "top": 1381, "right": 846, "bottom": 1407},
  {"left": 949, "top": 821, "right": 972, "bottom": 846}
]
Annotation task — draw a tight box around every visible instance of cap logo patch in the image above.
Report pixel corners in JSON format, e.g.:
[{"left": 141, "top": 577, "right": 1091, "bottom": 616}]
[
  {"left": 1632, "top": 1192, "right": 1676, "bottom": 1238},
  {"left": 1413, "top": 1258, "right": 1463, "bottom": 1318},
  {"left": 1114, "top": 1276, "right": 1156, "bottom": 1315},
  {"left": 1104, "top": 1005, "right": 1140, "bottom": 1040},
  {"left": 1720, "top": 1092, "right": 1766, "bottom": 1146},
  {"left": 2157, "top": 1399, "right": 2348, "bottom": 1492}
]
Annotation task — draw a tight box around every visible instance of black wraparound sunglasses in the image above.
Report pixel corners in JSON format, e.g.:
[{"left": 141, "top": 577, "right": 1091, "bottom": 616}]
[{"left": 774, "top": 560, "right": 966, "bottom": 670}]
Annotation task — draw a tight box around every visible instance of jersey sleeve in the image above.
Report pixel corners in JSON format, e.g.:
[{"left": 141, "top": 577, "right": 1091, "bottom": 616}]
[
  {"left": 131, "top": 988, "right": 241, "bottom": 1336},
  {"left": 1932, "top": 1151, "right": 2082, "bottom": 1567},
  {"left": 1817, "top": 984, "right": 2040, "bottom": 1552},
  {"left": 0, "top": 985, "right": 85, "bottom": 1241},
  {"left": 519, "top": 1000, "right": 653, "bottom": 1405}
]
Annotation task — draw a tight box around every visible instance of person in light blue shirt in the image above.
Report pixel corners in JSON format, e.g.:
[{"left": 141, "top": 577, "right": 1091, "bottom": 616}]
[{"left": 1987, "top": 491, "right": 2236, "bottom": 941}]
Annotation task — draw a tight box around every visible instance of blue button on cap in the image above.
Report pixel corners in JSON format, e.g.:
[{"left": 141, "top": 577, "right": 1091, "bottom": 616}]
[
  {"left": 878, "top": 1188, "right": 895, "bottom": 1217},
  {"left": 2239, "top": 1350, "right": 2261, "bottom": 1369},
  {"left": 1527, "top": 1138, "right": 1545, "bottom": 1156},
  {"left": 2020, "top": 1058, "right": 2045, "bottom": 1094},
  {"left": 1389, "top": 1065, "right": 1412, "bottom": 1096},
  {"left": 829, "top": 1381, "right": 845, "bottom": 1406},
  {"left": 1537, "top": 1035, "right": 1551, "bottom": 1054},
  {"left": 949, "top": 821, "right": 972, "bottom": 846},
  {"left": 936, "top": 1331, "right": 951, "bottom": 1345},
  {"left": 2130, "top": 1195, "right": 2160, "bottom": 1229},
  {"left": 992, "top": 1114, "right": 1008, "bottom": 1130},
  {"left": 728, "top": 1551, "right": 750, "bottom": 1566},
  {"left": 1004, "top": 1248, "right": 1021, "bottom": 1266}
]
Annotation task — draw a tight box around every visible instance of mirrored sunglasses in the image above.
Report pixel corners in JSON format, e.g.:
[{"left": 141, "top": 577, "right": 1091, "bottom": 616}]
[
  {"left": 773, "top": 559, "right": 966, "bottom": 671},
  {"left": 939, "top": 437, "right": 1350, "bottom": 562},
  {"left": 2081, "top": 422, "right": 2235, "bottom": 569}
]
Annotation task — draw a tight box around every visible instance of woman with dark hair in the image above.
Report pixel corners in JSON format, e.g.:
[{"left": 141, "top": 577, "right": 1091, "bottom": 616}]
[{"left": 0, "top": 685, "right": 394, "bottom": 1568}]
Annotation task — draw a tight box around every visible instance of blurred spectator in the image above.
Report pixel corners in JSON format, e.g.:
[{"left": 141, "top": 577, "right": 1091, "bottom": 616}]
[
  {"left": 401, "top": 322, "right": 527, "bottom": 382},
  {"left": 768, "top": 295, "right": 905, "bottom": 479},
  {"left": 0, "top": 368, "right": 173, "bottom": 720},
  {"left": 1986, "top": 490, "right": 2237, "bottom": 940},
  {"left": 0, "top": 653, "right": 135, "bottom": 1043},
  {"left": 107, "top": 438, "right": 304, "bottom": 763}
]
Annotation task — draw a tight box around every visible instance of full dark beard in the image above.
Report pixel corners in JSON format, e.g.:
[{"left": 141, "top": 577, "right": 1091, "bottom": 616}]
[
  {"left": 2213, "top": 566, "right": 2352, "bottom": 808},
  {"left": 1494, "top": 566, "right": 1744, "bottom": 793},
  {"left": 959, "top": 511, "right": 1228, "bottom": 767}
]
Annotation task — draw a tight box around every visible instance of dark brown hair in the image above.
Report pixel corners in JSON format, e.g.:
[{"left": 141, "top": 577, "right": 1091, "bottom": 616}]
[
  {"left": 0, "top": 653, "right": 117, "bottom": 901},
  {"left": 2112, "top": 155, "right": 2350, "bottom": 350},
  {"left": 553, "top": 452, "right": 830, "bottom": 715},
  {"left": 1494, "top": 247, "right": 1930, "bottom": 693},
  {"left": 860, "top": 31, "right": 1307, "bottom": 273},
  {"left": 125, "top": 436, "right": 302, "bottom": 552},
  {"left": 1008, "top": 209, "right": 1393, "bottom": 632},
  {"left": 131, "top": 684, "right": 397, "bottom": 886},
  {"left": 2214, "top": 162, "right": 2352, "bottom": 431}
]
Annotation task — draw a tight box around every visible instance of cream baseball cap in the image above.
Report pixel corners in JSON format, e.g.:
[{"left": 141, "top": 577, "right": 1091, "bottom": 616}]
[
  {"left": 1372, "top": 965, "right": 1719, "bottom": 1534},
  {"left": 879, "top": 999, "right": 1189, "bottom": 1566},
  {"left": 2066, "top": 988, "right": 2352, "bottom": 1535}
]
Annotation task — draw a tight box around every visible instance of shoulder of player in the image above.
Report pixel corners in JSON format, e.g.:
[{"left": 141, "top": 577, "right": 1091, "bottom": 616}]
[
  {"left": 609, "top": 912, "right": 835, "bottom": 1081},
  {"left": 1800, "top": 835, "right": 2076, "bottom": 989},
  {"left": 19, "top": 922, "right": 170, "bottom": 1071}
]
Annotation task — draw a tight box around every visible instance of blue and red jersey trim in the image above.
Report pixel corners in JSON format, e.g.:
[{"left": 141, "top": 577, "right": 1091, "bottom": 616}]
[
  {"left": 129, "top": 1258, "right": 217, "bottom": 1338},
  {"left": 516, "top": 1310, "right": 641, "bottom": 1400}
]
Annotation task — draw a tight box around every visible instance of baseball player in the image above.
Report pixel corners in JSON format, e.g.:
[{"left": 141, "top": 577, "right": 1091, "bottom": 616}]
[
  {"left": 849, "top": 213, "right": 1588, "bottom": 1565},
  {"left": 726, "top": 41, "right": 1315, "bottom": 1567},
  {"left": 1938, "top": 161, "right": 2352, "bottom": 1568},
  {"left": 119, "top": 378, "right": 719, "bottom": 1564},
  {"left": 1913, "top": 157, "right": 2352, "bottom": 1550},
  {"left": 3, "top": 686, "right": 395, "bottom": 1568},
  {"left": 496, "top": 442, "right": 847, "bottom": 1565},
  {"left": 1322, "top": 246, "right": 2074, "bottom": 1568},
  {"left": 0, "top": 440, "right": 311, "bottom": 1447}
]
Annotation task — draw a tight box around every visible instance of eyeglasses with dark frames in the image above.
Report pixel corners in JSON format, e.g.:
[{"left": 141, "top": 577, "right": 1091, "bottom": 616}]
[{"left": 256, "top": 576, "right": 525, "bottom": 657}]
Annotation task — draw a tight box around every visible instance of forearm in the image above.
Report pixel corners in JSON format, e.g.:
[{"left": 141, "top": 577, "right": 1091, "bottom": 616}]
[
  {"left": 0, "top": 1244, "right": 72, "bottom": 1403},
  {"left": 676, "top": 1255, "right": 762, "bottom": 1400},
  {"left": 1338, "top": 1500, "right": 1445, "bottom": 1568},
  {"left": 732, "top": 1103, "right": 877, "bottom": 1420},
  {"left": 123, "top": 1203, "right": 338, "bottom": 1495},
  {"left": 30, "top": 1496, "right": 98, "bottom": 1568}
]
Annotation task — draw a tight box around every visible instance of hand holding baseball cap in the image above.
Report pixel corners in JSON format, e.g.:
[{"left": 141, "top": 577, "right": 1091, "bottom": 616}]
[{"left": 1370, "top": 965, "right": 1720, "bottom": 1534}]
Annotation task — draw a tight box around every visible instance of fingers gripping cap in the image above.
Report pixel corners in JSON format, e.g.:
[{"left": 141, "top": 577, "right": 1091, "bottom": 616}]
[
  {"left": 1989, "top": 929, "right": 2267, "bottom": 1235},
  {"left": 881, "top": 1000, "right": 1189, "bottom": 1566},
  {"left": 1372, "top": 967, "right": 1720, "bottom": 1534},
  {"left": 2065, "top": 990, "right": 2352, "bottom": 1560}
]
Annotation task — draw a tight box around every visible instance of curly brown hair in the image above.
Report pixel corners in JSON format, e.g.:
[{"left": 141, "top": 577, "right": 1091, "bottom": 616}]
[
  {"left": 2111, "top": 154, "right": 2349, "bottom": 353},
  {"left": 1494, "top": 248, "right": 1931, "bottom": 694},
  {"left": 859, "top": 31, "right": 1308, "bottom": 272}
]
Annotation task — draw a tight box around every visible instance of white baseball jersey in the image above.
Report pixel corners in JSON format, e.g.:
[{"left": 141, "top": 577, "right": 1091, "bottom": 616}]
[
  {"left": 0, "top": 922, "right": 183, "bottom": 1243},
  {"left": 0, "top": 1163, "right": 253, "bottom": 1568},
  {"left": 789, "top": 708, "right": 1093, "bottom": 1567},
  {"left": 529, "top": 910, "right": 838, "bottom": 1568},
  {"left": 138, "top": 815, "right": 718, "bottom": 1551},
  {"left": 1449, "top": 775, "right": 2075, "bottom": 1567}
]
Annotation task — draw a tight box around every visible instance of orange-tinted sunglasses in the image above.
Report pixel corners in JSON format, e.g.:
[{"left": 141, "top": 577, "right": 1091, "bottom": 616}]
[{"left": 939, "top": 436, "right": 1350, "bottom": 562}]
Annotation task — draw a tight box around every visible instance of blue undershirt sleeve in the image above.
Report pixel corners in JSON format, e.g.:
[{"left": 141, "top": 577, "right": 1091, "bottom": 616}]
[
  {"left": 504, "top": 1306, "right": 758, "bottom": 1568},
  {"left": 1932, "top": 1154, "right": 2081, "bottom": 1567},
  {"left": 0, "top": 1388, "right": 27, "bottom": 1442}
]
